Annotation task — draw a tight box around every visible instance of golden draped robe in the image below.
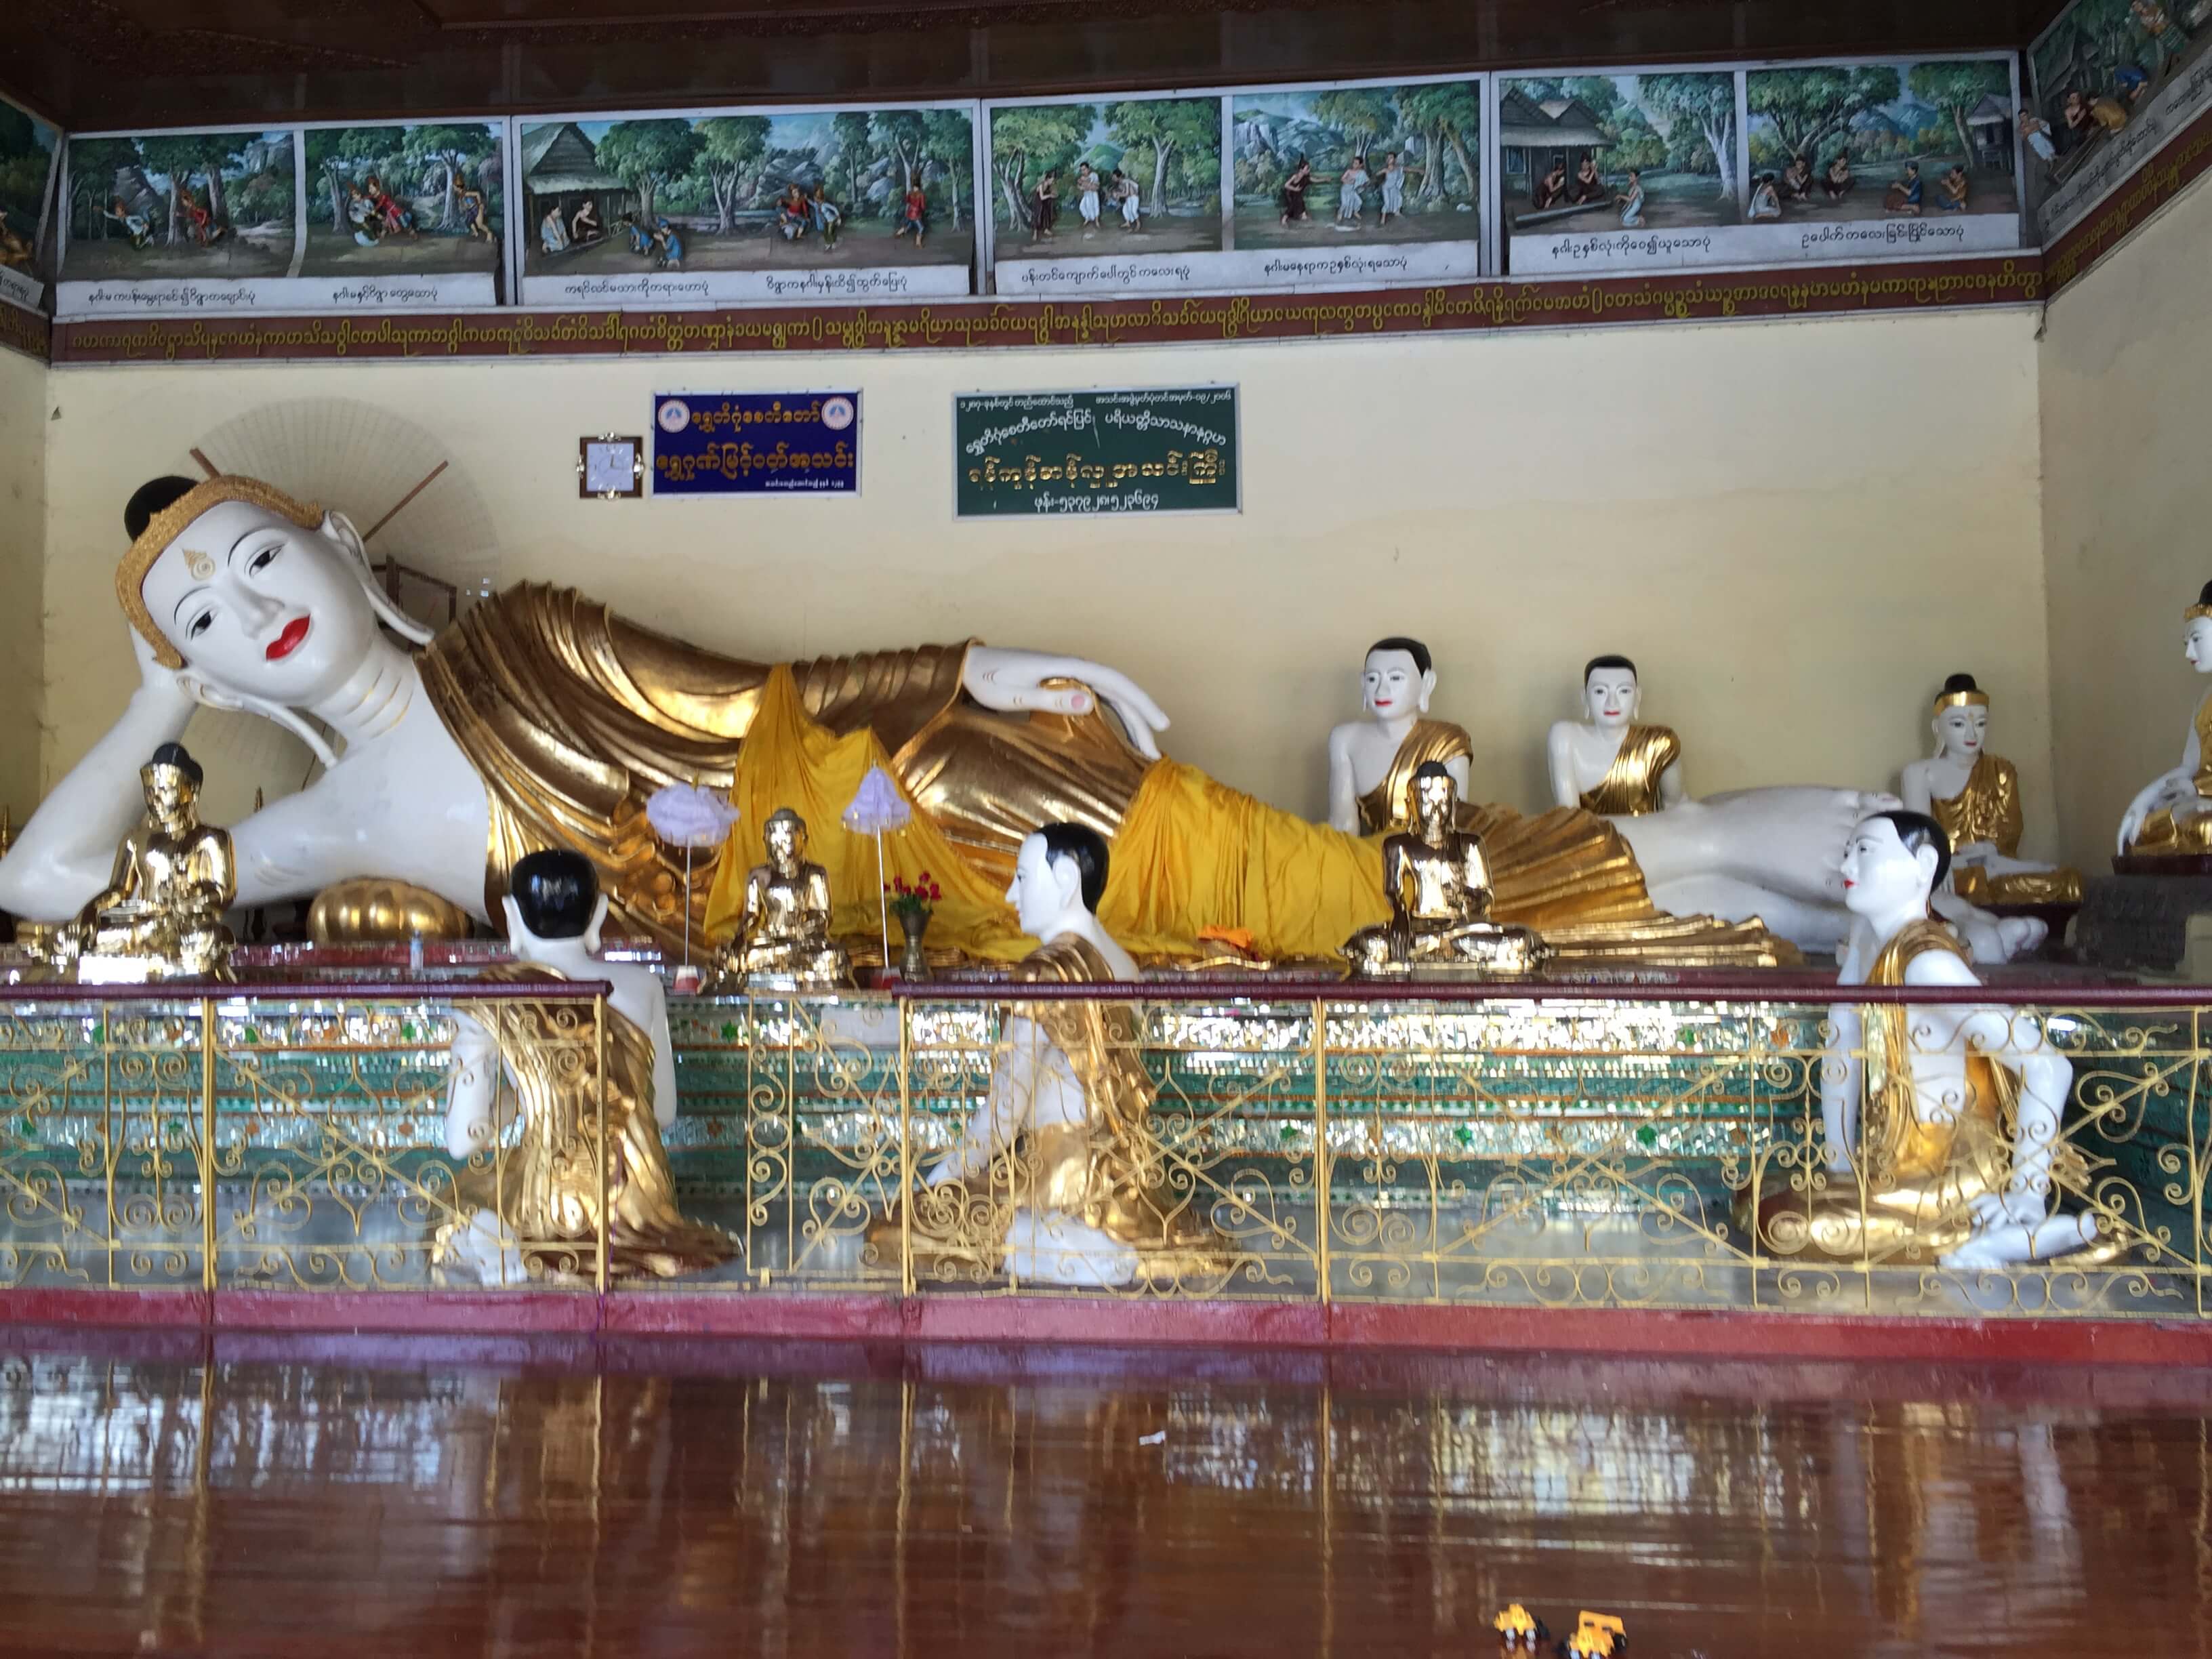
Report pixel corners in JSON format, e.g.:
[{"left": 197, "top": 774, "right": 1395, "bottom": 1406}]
[
  {"left": 1927, "top": 753, "right": 2083, "bottom": 904},
  {"left": 903, "top": 933, "right": 1234, "bottom": 1287},
  {"left": 1577, "top": 724, "right": 1681, "bottom": 817},
  {"left": 2126, "top": 693, "right": 2212, "bottom": 856},
  {"left": 418, "top": 585, "right": 1790, "bottom": 966},
  {"left": 1741, "top": 920, "right": 2085, "bottom": 1265},
  {"left": 432, "top": 963, "right": 735, "bottom": 1281}
]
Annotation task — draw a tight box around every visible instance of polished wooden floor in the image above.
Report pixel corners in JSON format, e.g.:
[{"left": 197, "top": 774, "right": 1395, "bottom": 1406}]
[{"left": 0, "top": 1330, "right": 2206, "bottom": 1657}]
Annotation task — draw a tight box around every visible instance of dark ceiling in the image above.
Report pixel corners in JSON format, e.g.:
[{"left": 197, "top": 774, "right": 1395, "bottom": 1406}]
[{"left": 2, "top": 0, "right": 2072, "bottom": 131}]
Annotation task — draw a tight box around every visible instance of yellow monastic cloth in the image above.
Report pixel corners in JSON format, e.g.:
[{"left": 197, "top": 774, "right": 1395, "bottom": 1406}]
[
  {"left": 2128, "top": 693, "right": 2212, "bottom": 856},
  {"left": 1578, "top": 724, "right": 1681, "bottom": 817},
  {"left": 421, "top": 584, "right": 1790, "bottom": 967},
  {"left": 703, "top": 663, "right": 1033, "bottom": 962},
  {"left": 1928, "top": 753, "right": 2083, "bottom": 905},
  {"left": 1353, "top": 718, "right": 1477, "bottom": 838}
]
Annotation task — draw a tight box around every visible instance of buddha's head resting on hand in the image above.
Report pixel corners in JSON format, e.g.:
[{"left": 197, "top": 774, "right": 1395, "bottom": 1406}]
[
  {"left": 1929, "top": 672, "right": 1990, "bottom": 761},
  {"left": 1582, "top": 654, "right": 1639, "bottom": 732},
  {"left": 1361, "top": 637, "right": 1434, "bottom": 723},
  {"left": 2184, "top": 581, "right": 2212, "bottom": 674},
  {"left": 1841, "top": 810, "right": 1950, "bottom": 921},
  {"left": 1009, "top": 821, "right": 1109, "bottom": 936},
  {"left": 121, "top": 474, "right": 433, "bottom": 708}
]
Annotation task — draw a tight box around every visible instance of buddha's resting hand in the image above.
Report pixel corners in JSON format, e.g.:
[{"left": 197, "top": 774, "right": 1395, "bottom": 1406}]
[
  {"left": 2118, "top": 778, "right": 2211, "bottom": 855},
  {"left": 962, "top": 649, "right": 1170, "bottom": 760}
]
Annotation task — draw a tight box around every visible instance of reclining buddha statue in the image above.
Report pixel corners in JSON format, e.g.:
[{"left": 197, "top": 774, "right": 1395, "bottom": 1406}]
[{"left": 0, "top": 474, "right": 1806, "bottom": 969}]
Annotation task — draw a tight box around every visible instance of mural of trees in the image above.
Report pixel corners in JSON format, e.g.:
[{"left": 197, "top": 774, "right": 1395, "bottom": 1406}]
[
  {"left": 1746, "top": 65, "right": 1904, "bottom": 163},
  {"left": 304, "top": 123, "right": 499, "bottom": 234}
]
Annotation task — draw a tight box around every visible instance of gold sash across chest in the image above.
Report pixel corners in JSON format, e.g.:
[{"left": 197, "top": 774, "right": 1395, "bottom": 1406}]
[{"left": 1578, "top": 724, "right": 1681, "bottom": 817}]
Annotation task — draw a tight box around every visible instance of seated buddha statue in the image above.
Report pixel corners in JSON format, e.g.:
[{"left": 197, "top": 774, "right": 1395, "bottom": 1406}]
[
  {"left": 712, "top": 808, "right": 851, "bottom": 989},
  {"left": 1343, "top": 763, "right": 1544, "bottom": 976},
  {"left": 1898, "top": 674, "right": 2081, "bottom": 906},
  {"left": 1544, "top": 652, "right": 2043, "bottom": 964},
  {"left": 2118, "top": 582, "right": 2212, "bottom": 859},
  {"left": 1739, "top": 812, "right": 2106, "bottom": 1271},
  {"left": 43, "top": 743, "right": 235, "bottom": 982},
  {"left": 901, "top": 824, "right": 1231, "bottom": 1288},
  {"left": 1, "top": 473, "right": 1801, "bottom": 975},
  {"left": 1326, "top": 636, "right": 1473, "bottom": 834},
  {"left": 437, "top": 851, "right": 735, "bottom": 1284}
]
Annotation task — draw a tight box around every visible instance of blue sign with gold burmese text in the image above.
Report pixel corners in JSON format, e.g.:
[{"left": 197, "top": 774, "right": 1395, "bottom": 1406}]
[{"left": 652, "top": 392, "right": 860, "bottom": 495}]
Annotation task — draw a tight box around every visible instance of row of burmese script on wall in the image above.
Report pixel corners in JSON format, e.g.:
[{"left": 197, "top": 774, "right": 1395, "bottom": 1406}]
[{"left": 28, "top": 49, "right": 2051, "bottom": 321}]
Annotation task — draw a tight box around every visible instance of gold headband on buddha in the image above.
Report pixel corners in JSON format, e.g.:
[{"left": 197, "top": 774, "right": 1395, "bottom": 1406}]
[
  {"left": 1932, "top": 687, "right": 1990, "bottom": 712},
  {"left": 117, "top": 476, "right": 324, "bottom": 669},
  {"left": 2188, "top": 604, "right": 2212, "bottom": 623}
]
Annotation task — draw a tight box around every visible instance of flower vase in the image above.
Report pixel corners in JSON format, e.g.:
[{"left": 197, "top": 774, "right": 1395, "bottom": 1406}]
[{"left": 899, "top": 914, "right": 930, "bottom": 981}]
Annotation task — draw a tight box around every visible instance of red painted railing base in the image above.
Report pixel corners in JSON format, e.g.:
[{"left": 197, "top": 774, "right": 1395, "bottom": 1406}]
[{"left": 6, "top": 1287, "right": 2212, "bottom": 1366}]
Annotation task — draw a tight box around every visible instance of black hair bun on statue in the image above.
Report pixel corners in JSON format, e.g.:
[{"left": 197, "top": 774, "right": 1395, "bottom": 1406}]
[
  {"left": 2198, "top": 579, "right": 2212, "bottom": 607},
  {"left": 1942, "top": 672, "right": 1980, "bottom": 695},
  {"left": 125, "top": 476, "right": 201, "bottom": 541}
]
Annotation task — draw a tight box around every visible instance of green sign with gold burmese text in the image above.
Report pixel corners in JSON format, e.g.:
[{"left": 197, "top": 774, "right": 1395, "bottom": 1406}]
[{"left": 954, "top": 386, "right": 1240, "bottom": 518}]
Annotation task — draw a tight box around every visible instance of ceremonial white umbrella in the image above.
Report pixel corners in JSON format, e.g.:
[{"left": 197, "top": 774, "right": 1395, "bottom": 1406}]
[
  {"left": 842, "top": 765, "right": 912, "bottom": 970},
  {"left": 644, "top": 783, "right": 740, "bottom": 978}
]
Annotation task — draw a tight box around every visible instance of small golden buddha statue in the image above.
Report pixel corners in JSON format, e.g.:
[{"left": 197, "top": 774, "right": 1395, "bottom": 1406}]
[
  {"left": 45, "top": 744, "right": 235, "bottom": 983},
  {"left": 1899, "top": 674, "right": 2082, "bottom": 905},
  {"left": 713, "top": 808, "right": 852, "bottom": 989},
  {"left": 1343, "top": 762, "right": 1545, "bottom": 977}
]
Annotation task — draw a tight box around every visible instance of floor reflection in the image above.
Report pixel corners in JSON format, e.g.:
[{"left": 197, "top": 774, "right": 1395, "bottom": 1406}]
[{"left": 0, "top": 1332, "right": 2204, "bottom": 1656}]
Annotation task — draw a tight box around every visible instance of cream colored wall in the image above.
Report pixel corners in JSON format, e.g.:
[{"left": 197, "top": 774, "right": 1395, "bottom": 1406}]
[
  {"left": 0, "top": 345, "right": 45, "bottom": 827},
  {"left": 2041, "top": 174, "right": 2212, "bottom": 868},
  {"left": 40, "top": 307, "right": 2057, "bottom": 849}
]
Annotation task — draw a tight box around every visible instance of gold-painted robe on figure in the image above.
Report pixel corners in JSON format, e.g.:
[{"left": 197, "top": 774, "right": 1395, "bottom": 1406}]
[
  {"left": 1576, "top": 724, "right": 1681, "bottom": 817},
  {"left": 417, "top": 585, "right": 1790, "bottom": 967},
  {"left": 1927, "top": 753, "right": 2083, "bottom": 904},
  {"left": 1741, "top": 920, "right": 2085, "bottom": 1265},
  {"left": 434, "top": 963, "right": 735, "bottom": 1281},
  {"left": 2126, "top": 693, "right": 2212, "bottom": 856},
  {"left": 904, "top": 934, "right": 1234, "bottom": 1288}
]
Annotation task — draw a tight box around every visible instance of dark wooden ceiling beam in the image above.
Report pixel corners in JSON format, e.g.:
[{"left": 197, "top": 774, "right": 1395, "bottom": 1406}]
[{"left": 3, "top": 0, "right": 2081, "bottom": 131}]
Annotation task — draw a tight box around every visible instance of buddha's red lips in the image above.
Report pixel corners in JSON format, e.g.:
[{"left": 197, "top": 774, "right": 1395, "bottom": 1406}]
[{"left": 266, "top": 617, "right": 312, "bottom": 661}]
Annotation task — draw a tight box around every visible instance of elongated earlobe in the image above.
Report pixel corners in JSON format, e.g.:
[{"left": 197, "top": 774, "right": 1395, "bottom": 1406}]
[{"left": 322, "top": 510, "right": 436, "bottom": 648}]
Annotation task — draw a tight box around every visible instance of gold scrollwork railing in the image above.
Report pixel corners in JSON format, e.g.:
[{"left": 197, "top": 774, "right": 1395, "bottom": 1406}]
[{"left": 0, "top": 979, "right": 2202, "bottom": 1318}]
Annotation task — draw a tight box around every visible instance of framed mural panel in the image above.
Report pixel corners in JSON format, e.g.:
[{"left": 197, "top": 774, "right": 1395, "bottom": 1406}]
[
  {"left": 0, "top": 91, "right": 61, "bottom": 316},
  {"left": 985, "top": 91, "right": 1227, "bottom": 296},
  {"left": 297, "top": 121, "right": 506, "bottom": 308},
  {"left": 513, "top": 101, "right": 979, "bottom": 308},
  {"left": 60, "top": 125, "right": 304, "bottom": 317},
  {"left": 1500, "top": 68, "right": 1746, "bottom": 274},
  {"left": 2030, "top": 0, "right": 2212, "bottom": 242},
  {"left": 1740, "top": 56, "right": 2024, "bottom": 261},
  {"left": 986, "top": 77, "right": 1486, "bottom": 295},
  {"left": 1227, "top": 77, "right": 1483, "bottom": 288}
]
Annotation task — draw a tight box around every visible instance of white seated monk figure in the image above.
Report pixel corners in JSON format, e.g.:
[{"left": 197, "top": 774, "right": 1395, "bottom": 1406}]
[
  {"left": 1544, "top": 653, "right": 2043, "bottom": 964},
  {"left": 1740, "top": 811, "right": 2107, "bottom": 1272},
  {"left": 438, "top": 850, "right": 735, "bottom": 1284},
  {"left": 3, "top": 473, "right": 1784, "bottom": 970},
  {"left": 906, "top": 823, "right": 1229, "bottom": 1289},
  {"left": 2118, "top": 582, "right": 2212, "bottom": 859},
  {"left": 1898, "top": 673, "right": 2082, "bottom": 906}
]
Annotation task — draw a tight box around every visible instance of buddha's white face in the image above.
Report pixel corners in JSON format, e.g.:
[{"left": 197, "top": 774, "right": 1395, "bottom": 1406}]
[
  {"left": 1361, "top": 649, "right": 1431, "bottom": 722},
  {"left": 1933, "top": 703, "right": 1988, "bottom": 761},
  {"left": 1840, "top": 817, "right": 1936, "bottom": 919},
  {"left": 1584, "top": 668, "right": 1639, "bottom": 731},
  {"left": 2185, "top": 616, "right": 2212, "bottom": 672},
  {"left": 138, "top": 500, "right": 380, "bottom": 708},
  {"left": 1007, "top": 832, "right": 1080, "bottom": 935}
]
